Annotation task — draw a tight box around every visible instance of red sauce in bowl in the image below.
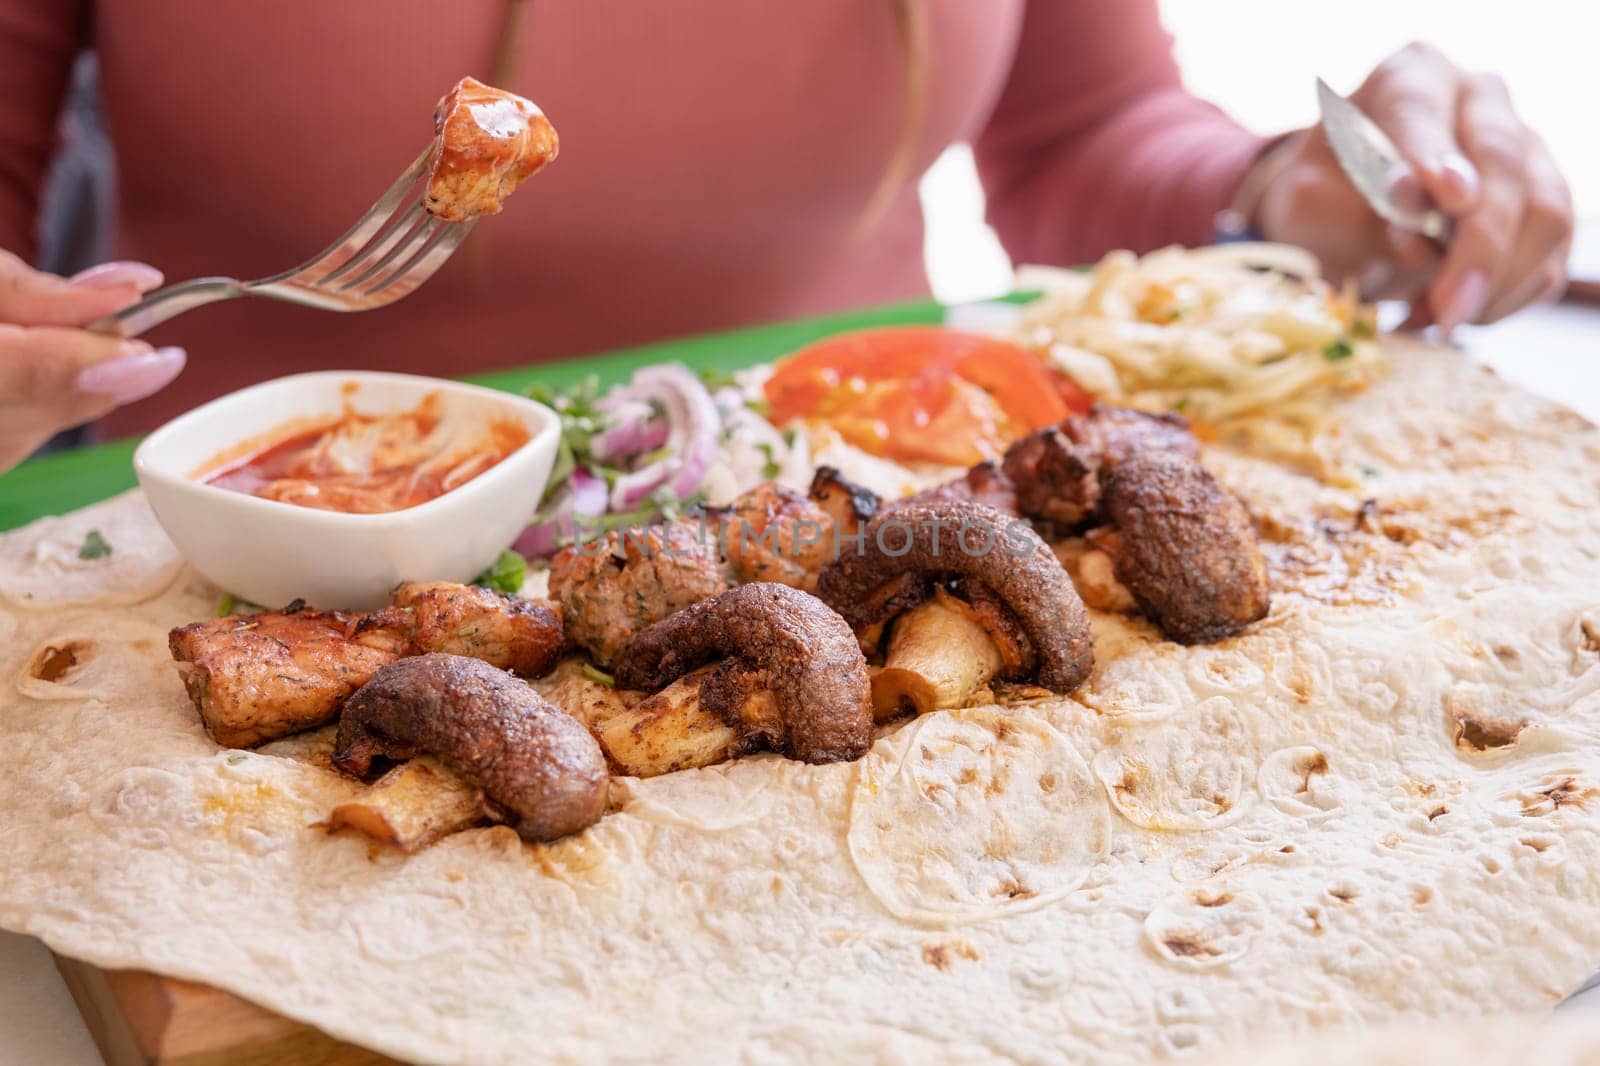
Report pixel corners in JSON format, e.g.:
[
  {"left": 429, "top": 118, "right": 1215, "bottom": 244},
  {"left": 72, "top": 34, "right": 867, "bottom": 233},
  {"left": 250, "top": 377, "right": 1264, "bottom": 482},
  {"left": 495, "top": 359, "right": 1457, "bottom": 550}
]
[{"left": 201, "top": 392, "right": 531, "bottom": 514}]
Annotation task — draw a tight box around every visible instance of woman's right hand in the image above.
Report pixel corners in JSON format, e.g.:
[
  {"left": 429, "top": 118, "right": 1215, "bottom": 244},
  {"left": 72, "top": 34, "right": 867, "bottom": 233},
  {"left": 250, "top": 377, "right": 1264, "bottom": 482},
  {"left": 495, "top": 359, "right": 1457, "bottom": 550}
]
[{"left": 0, "top": 251, "right": 184, "bottom": 473}]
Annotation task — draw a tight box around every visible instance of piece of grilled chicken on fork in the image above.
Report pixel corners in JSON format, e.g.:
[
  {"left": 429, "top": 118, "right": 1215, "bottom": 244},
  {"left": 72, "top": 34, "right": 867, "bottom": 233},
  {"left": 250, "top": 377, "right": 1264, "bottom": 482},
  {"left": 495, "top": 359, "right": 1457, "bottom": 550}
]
[{"left": 89, "top": 77, "right": 555, "bottom": 338}]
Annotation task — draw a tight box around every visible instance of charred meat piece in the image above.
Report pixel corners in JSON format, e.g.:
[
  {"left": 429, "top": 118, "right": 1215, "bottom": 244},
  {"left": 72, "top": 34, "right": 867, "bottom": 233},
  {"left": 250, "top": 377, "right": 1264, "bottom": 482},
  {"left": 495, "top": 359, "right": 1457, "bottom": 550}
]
[
  {"left": 426, "top": 77, "right": 558, "bottom": 222},
  {"left": 996, "top": 405, "right": 1269, "bottom": 644},
  {"left": 333, "top": 654, "right": 608, "bottom": 843},
  {"left": 172, "top": 582, "right": 566, "bottom": 748},
  {"left": 355, "top": 581, "right": 566, "bottom": 676},
  {"left": 548, "top": 522, "right": 727, "bottom": 668},
  {"left": 808, "top": 465, "right": 880, "bottom": 542},
  {"left": 1066, "top": 404, "right": 1198, "bottom": 467},
  {"left": 1098, "top": 453, "right": 1270, "bottom": 644},
  {"left": 719, "top": 483, "right": 837, "bottom": 592},
  {"left": 1000, "top": 426, "right": 1099, "bottom": 529},
  {"left": 170, "top": 607, "right": 396, "bottom": 748},
  {"left": 901, "top": 460, "right": 1020, "bottom": 517},
  {"left": 816, "top": 499, "right": 1094, "bottom": 713},
  {"left": 606, "top": 583, "right": 873, "bottom": 773},
  {"left": 1001, "top": 405, "right": 1199, "bottom": 529}
]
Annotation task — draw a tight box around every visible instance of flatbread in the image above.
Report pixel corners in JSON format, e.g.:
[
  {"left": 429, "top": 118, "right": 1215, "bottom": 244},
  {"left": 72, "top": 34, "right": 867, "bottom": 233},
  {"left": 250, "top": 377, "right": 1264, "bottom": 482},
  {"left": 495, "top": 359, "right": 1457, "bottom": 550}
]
[
  {"left": 0, "top": 490, "right": 183, "bottom": 608},
  {"left": 1184, "top": 1011, "right": 1600, "bottom": 1066},
  {"left": 3, "top": 338, "right": 1600, "bottom": 1064}
]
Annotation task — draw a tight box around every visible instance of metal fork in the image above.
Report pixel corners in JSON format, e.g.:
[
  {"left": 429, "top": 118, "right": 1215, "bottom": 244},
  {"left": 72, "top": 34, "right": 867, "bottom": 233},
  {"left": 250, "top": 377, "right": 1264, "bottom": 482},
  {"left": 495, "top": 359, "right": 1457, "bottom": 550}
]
[{"left": 89, "top": 145, "right": 474, "bottom": 338}]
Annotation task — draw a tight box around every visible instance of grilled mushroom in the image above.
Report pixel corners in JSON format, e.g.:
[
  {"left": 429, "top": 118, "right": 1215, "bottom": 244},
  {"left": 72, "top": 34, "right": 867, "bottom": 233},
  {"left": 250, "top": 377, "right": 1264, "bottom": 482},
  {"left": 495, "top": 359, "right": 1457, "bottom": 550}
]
[
  {"left": 816, "top": 499, "right": 1093, "bottom": 718},
  {"left": 602, "top": 583, "right": 873, "bottom": 776},
  {"left": 333, "top": 654, "right": 608, "bottom": 843}
]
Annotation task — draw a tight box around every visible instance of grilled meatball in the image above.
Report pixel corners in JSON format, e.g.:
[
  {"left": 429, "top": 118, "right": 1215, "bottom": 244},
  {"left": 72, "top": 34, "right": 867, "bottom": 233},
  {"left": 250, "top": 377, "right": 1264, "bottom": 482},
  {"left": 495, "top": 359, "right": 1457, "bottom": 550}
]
[
  {"left": 719, "top": 483, "right": 836, "bottom": 591},
  {"left": 1099, "top": 453, "right": 1270, "bottom": 644},
  {"left": 548, "top": 521, "right": 727, "bottom": 667}
]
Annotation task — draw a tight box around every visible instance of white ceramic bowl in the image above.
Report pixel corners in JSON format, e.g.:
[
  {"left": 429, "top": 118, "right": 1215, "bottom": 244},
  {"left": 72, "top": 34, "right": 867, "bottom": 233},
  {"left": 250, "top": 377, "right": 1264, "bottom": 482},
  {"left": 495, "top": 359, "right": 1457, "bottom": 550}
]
[{"left": 135, "top": 370, "right": 559, "bottom": 610}]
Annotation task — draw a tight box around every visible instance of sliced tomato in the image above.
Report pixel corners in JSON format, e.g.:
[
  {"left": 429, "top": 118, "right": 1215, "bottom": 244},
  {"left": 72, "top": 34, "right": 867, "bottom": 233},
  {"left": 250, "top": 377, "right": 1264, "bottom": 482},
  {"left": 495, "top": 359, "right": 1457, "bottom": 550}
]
[{"left": 764, "top": 327, "right": 1091, "bottom": 466}]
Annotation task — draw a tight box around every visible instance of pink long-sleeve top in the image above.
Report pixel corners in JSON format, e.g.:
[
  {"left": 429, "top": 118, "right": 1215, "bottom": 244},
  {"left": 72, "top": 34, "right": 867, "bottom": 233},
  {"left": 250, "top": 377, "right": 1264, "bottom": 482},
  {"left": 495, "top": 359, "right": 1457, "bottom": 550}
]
[{"left": 0, "top": 1, "right": 1265, "bottom": 435}]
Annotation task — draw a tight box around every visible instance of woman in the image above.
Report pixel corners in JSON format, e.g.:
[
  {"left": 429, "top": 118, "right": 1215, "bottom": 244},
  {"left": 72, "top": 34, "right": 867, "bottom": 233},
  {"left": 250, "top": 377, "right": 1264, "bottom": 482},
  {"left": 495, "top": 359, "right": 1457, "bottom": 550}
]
[{"left": 0, "top": 2, "right": 1573, "bottom": 472}]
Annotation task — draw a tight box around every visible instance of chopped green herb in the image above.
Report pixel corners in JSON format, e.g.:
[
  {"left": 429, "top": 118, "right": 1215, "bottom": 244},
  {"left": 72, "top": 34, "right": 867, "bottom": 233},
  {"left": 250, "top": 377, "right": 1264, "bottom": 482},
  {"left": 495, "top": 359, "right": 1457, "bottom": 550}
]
[
  {"left": 544, "top": 437, "right": 576, "bottom": 505},
  {"left": 226, "top": 753, "right": 248, "bottom": 765},
  {"left": 472, "top": 549, "right": 528, "bottom": 594},
  {"left": 1323, "top": 338, "right": 1355, "bottom": 362},
  {"left": 582, "top": 664, "right": 616, "bottom": 687},
  {"left": 697, "top": 368, "right": 741, "bottom": 391},
  {"left": 77, "top": 529, "right": 112, "bottom": 560},
  {"left": 1350, "top": 318, "right": 1375, "bottom": 339},
  {"left": 1359, "top": 464, "right": 1381, "bottom": 478},
  {"left": 1172, "top": 395, "right": 1190, "bottom": 412},
  {"left": 745, "top": 397, "right": 772, "bottom": 417},
  {"left": 756, "top": 442, "right": 781, "bottom": 479},
  {"left": 214, "top": 593, "right": 264, "bottom": 617},
  {"left": 1164, "top": 306, "right": 1185, "bottom": 322}
]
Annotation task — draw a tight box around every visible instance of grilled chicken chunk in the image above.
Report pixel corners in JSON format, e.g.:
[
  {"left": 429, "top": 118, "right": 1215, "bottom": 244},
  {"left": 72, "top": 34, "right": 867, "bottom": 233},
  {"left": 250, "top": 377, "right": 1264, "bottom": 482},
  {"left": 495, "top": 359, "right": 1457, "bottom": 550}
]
[
  {"left": 170, "top": 607, "right": 395, "bottom": 748},
  {"left": 171, "top": 582, "right": 566, "bottom": 748},
  {"left": 355, "top": 581, "right": 566, "bottom": 675},
  {"left": 426, "top": 77, "right": 558, "bottom": 222}
]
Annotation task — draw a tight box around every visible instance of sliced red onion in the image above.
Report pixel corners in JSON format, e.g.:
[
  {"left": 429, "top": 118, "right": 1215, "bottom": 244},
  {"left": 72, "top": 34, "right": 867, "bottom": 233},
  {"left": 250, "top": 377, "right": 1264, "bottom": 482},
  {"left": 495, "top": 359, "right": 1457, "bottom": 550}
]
[
  {"left": 637, "top": 364, "right": 720, "bottom": 498},
  {"left": 567, "top": 466, "right": 609, "bottom": 518},
  {"left": 590, "top": 416, "right": 669, "bottom": 463},
  {"left": 512, "top": 519, "right": 564, "bottom": 560},
  {"left": 610, "top": 464, "right": 669, "bottom": 511},
  {"left": 515, "top": 467, "right": 608, "bottom": 558},
  {"left": 602, "top": 364, "right": 721, "bottom": 510}
]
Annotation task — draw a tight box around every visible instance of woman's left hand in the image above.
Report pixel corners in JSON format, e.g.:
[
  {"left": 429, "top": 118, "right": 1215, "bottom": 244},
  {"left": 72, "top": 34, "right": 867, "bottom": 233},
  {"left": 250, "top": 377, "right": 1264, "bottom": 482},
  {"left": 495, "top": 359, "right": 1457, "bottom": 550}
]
[{"left": 1251, "top": 42, "right": 1573, "bottom": 332}]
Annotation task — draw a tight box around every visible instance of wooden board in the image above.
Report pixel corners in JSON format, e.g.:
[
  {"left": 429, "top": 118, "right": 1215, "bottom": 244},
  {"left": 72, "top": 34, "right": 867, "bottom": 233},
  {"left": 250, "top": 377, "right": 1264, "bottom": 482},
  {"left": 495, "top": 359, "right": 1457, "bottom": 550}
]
[{"left": 52, "top": 955, "right": 400, "bottom": 1066}]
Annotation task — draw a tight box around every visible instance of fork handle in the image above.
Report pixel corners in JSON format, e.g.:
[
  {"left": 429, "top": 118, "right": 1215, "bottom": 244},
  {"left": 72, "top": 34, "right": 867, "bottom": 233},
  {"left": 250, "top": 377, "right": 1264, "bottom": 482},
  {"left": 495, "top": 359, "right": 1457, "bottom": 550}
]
[{"left": 86, "top": 277, "right": 245, "bottom": 338}]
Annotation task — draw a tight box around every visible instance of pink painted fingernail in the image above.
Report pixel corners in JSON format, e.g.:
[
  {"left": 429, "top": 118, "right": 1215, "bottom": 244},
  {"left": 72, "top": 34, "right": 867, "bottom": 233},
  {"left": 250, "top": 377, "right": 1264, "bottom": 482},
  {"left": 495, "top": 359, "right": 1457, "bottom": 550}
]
[
  {"left": 69, "top": 261, "right": 165, "bottom": 292},
  {"left": 1383, "top": 163, "right": 1424, "bottom": 210},
  {"left": 1437, "top": 270, "right": 1490, "bottom": 335},
  {"left": 1438, "top": 152, "right": 1480, "bottom": 199},
  {"left": 75, "top": 346, "right": 187, "bottom": 404}
]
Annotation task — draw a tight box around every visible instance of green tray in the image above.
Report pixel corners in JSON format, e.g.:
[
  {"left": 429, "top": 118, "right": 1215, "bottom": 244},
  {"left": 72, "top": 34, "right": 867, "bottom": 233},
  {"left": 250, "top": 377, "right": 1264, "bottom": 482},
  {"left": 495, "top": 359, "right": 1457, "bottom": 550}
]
[{"left": 0, "top": 297, "right": 971, "bottom": 531}]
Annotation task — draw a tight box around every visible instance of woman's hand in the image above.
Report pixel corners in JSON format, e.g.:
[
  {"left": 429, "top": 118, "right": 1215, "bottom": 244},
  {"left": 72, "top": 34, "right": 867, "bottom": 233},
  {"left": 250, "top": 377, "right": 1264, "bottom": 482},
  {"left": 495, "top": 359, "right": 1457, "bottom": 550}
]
[
  {"left": 0, "top": 252, "right": 184, "bottom": 473},
  {"left": 1251, "top": 43, "right": 1573, "bottom": 332}
]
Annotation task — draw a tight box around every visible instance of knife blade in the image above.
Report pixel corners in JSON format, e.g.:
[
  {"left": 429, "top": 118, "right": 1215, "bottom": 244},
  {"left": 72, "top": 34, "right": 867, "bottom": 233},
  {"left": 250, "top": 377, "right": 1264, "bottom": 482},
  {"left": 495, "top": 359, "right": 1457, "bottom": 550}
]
[{"left": 1316, "top": 77, "right": 1451, "bottom": 243}]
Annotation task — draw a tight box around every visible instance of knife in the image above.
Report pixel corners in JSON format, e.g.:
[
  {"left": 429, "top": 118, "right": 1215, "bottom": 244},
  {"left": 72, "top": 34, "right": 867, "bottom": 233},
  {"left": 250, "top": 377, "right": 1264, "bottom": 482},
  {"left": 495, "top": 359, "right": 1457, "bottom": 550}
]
[{"left": 1316, "top": 78, "right": 1452, "bottom": 243}]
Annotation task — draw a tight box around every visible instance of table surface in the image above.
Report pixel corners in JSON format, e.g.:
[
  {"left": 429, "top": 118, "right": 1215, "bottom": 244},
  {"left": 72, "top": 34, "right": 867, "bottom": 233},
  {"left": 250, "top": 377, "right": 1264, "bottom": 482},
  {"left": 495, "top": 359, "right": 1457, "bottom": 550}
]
[{"left": 3, "top": 297, "right": 1598, "bottom": 1064}]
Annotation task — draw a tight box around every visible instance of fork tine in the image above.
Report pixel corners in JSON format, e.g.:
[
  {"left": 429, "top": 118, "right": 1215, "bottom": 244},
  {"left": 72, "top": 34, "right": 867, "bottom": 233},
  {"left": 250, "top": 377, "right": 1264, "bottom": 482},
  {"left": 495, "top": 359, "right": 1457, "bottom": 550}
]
[
  {"left": 360, "top": 221, "right": 474, "bottom": 302},
  {"left": 270, "top": 146, "right": 434, "bottom": 285},
  {"left": 336, "top": 214, "right": 446, "bottom": 293},
  {"left": 316, "top": 200, "right": 427, "bottom": 286}
]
